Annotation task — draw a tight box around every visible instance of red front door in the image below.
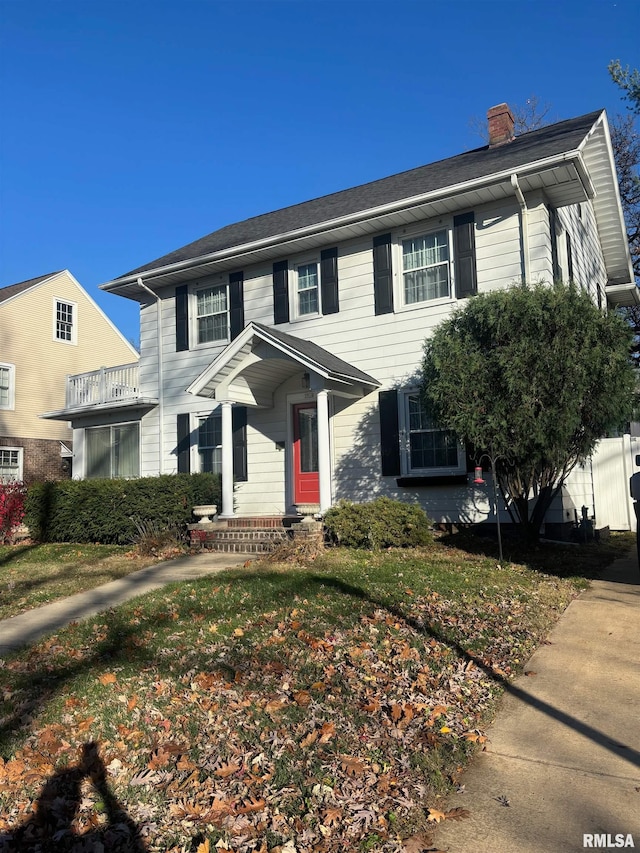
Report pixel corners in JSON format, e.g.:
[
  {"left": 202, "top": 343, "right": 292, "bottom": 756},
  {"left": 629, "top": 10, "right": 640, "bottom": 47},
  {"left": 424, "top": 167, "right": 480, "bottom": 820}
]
[{"left": 293, "top": 403, "right": 320, "bottom": 504}]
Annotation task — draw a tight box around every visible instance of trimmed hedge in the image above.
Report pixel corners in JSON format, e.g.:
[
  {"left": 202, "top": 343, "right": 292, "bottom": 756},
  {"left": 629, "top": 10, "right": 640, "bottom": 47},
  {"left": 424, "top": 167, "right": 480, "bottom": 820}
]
[
  {"left": 25, "top": 474, "right": 221, "bottom": 545},
  {"left": 323, "top": 497, "right": 433, "bottom": 549}
]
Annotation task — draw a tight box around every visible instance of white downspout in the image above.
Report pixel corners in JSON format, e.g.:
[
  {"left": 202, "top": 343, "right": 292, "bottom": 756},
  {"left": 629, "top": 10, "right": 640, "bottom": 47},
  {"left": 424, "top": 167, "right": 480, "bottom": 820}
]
[
  {"left": 137, "top": 278, "right": 164, "bottom": 474},
  {"left": 511, "top": 174, "right": 531, "bottom": 284}
]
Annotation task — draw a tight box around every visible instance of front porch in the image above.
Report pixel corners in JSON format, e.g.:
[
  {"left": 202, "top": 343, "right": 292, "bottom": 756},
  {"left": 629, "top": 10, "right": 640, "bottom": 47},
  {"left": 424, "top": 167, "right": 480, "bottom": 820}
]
[{"left": 188, "top": 513, "right": 324, "bottom": 553}]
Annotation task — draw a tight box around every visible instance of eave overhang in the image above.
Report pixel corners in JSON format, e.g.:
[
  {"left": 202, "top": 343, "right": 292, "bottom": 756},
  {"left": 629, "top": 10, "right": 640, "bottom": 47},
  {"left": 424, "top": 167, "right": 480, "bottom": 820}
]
[
  {"left": 40, "top": 397, "right": 158, "bottom": 422},
  {"left": 188, "top": 322, "right": 380, "bottom": 406},
  {"left": 101, "top": 152, "right": 598, "bottom": 301}
]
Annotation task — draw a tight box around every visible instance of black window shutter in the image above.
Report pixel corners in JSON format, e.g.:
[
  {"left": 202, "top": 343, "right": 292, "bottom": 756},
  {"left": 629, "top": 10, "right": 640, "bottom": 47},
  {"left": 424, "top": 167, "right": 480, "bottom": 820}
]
[
  {"left": 273, "top": 261, "right": 289, "bottom": 324},
  {"left": 176, "top": 413, "right": 191, "bottom": 474},
  {"left": 453, "top": 212, "right": 477, "bottom": 298},
  {"left": 232, "top": 406, "right": 248, "bottom": 482},
  {"left": 175, "top": 285, "right": 189, "bottom": 351},
  {"left": 320, "top": 247, "right": 339, "bottom": 315},
  {"left": 379, "top": 389, "right": 401, "bottom": 476},
  {"left": 373, "top": 234, "right": 394, "bottom": 315},
  {"left": 229, "top": 271, "right": 244, "bottom": 340},
  {"left": 566, "top": 233, "right": 574, "bottom": 283}
]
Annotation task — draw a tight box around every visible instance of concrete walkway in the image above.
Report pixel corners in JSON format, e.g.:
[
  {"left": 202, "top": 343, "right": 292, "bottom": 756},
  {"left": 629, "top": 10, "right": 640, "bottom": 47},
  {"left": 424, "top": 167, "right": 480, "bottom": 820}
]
[
  {"left": 0, "top": 552, "right": 249, "bottom": 654},
  {"left": 434, "top": 550, "right": 640, "bottom": 853}
]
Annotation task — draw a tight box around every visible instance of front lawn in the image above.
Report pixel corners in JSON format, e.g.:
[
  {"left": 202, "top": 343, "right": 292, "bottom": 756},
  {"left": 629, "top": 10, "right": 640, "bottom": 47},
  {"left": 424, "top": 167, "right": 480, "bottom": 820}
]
[
  {"left": 0, "top": 534, "right": 632, "bottom": 852},
  {"left": 0, "top": 544, "right": 164, "bottom": 621}
]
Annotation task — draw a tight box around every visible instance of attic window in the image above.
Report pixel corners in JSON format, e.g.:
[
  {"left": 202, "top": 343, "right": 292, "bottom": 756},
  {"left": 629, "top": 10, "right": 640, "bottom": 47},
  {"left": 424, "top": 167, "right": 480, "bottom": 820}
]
[{"left": 54, "top": 299, "right": 76, "bottom": 344}]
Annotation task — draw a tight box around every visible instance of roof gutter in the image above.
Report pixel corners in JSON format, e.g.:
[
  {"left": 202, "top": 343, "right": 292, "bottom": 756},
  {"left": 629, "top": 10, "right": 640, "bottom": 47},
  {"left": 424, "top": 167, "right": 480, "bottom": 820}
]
[
  {"left": 137, "top": 277, "right": 164, "bottom": 474},
  {"left": 101, "top": 150, "right": 592, "bottom": 292}
]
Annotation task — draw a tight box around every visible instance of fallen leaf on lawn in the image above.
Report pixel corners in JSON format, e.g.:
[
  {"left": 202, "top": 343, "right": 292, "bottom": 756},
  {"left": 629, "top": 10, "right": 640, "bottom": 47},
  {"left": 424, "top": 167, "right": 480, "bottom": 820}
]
[
  {"left": 524, "top": 670, "right": 537, "bottom": 676},
  {"left": 233, "top": 627, "right": 244, "bottom": 637},
  {"left": 265, "top": 699, "right": 287, "bottom": 715},
  {"left": 127, "top": 695, "right": 138, "bottom": 712},
  {"left": 402, "top": 832, "right": 436, "bottom": 852},
  {"left": 293, "top": 690, "right": 312, "bottom": 706},
  {"left": 214, "top": 760, "right": 241, "bottom": 778},
  {"left": 98, "top": 673, "right": 117, "bottom": 685},
  {"left": 339, "top": 754, "right": 366, "bottom": 776},
  {"left": 196, "top": 841, "right": 210, "bottom": 853},
  {"left": 300, "top": 730, "right": 318, "bottom": 748},
  {"left": 319, "top": 721, "right": 336, "bottom": 743}
]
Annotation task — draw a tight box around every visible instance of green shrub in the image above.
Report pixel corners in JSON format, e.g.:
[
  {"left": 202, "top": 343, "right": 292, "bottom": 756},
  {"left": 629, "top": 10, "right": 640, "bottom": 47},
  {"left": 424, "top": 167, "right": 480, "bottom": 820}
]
[
  {"left": 323, "top": 497, "right": 433, "bottom": 549},
  {"left": 25, "top": 473, "right": 221, "bottom": 545}
]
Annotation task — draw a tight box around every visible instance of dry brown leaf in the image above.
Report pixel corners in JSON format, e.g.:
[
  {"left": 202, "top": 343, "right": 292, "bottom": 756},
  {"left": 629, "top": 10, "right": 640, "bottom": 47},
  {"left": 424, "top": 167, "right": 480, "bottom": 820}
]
[
  {"left": 265, "top": 699, "right": 287, "bottom": 715},
  {"left": 445, "top": 806, "right": 471, "bottom": 821},
  {"left": 319, "top": 721, "right": 336, "bottom": 743},
  {"left": 127, "top": 694, "right": 138, "bottom": 712},
  {"left": 214, "top": 760, "right": 241, "bottom": 778},
  {"left": 427, "top": 807, "right": 447, "bottom": 823},
  {"left": 402, "top": 832, "right": 435, "bottom": 852},
  {"left": 300, "top": 730, "right": 319, "bottom": 748},
  {"left": 293, "top": 690, "right": 312, "bottom": 706},
  {"left": 339, "top": 754, "right": 366, "bottom": 776},
  {"left": 196, "top": 840, "right": 210, "bottom": 853},
  {"left": 98, "top": 673, "right": 117, "bottom": 685}
]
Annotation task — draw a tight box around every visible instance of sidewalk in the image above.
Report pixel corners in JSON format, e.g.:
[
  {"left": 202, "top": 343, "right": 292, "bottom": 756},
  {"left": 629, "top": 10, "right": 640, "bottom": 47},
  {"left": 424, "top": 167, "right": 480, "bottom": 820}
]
[
  {"left": 0, "top": 552, "right": 249, "bottom": 654},
  {"left": 434, "top": 550, "right": 640, "bottom": 853}
]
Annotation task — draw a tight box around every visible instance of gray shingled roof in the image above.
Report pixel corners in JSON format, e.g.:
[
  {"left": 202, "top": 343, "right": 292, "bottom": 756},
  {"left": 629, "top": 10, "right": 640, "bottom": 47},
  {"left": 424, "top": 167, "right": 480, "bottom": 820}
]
[
  {"left": 0, "top": 271, "right": 63, "bottom": 304},
  {"left": 253, "top": 322, "right": 379, "bottom": 386},
  {"left": 121, "top": 111, "right": 602, "bottom": 279}
]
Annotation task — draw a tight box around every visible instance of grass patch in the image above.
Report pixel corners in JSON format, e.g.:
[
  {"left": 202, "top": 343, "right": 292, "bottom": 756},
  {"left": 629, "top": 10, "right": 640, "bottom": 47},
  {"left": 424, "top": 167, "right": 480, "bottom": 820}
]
[
  {"left": 0, "top": 532, "right": 632, "bottom": 852},
  {"left": 0, "top": 544, "right": 162, "bottom": 620}
]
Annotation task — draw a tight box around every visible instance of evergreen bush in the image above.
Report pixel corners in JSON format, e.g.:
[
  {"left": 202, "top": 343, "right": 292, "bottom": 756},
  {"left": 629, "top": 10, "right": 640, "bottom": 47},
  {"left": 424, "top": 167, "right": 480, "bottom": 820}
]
[
  {"left": 324, "top": 497, "right": 432, "bottom": 549},
  {"left": 24, "top": 473, "right": 221, "bottom": 544}
]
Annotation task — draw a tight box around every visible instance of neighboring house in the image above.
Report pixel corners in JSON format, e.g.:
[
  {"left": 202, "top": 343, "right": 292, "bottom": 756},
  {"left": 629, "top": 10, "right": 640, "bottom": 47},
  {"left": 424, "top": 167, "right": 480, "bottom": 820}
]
[
  {"left": 0, "top": 270, "right": 139, "bottom": 484},
  {"left": 43, "top": 106, "right": 639, "bottom": 534}
]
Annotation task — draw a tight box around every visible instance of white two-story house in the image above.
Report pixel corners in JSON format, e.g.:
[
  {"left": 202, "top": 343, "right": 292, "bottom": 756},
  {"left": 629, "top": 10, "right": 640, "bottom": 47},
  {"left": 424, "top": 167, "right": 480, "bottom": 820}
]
[{"left": 43, "top": 105, "right": 638, "bottom": 535}]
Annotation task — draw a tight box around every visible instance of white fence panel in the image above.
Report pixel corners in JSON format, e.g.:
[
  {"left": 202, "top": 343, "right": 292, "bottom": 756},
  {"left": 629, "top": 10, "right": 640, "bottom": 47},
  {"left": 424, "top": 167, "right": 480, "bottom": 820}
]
[{"left": 590, "top": 436, "right": 635, "bottom": 531}]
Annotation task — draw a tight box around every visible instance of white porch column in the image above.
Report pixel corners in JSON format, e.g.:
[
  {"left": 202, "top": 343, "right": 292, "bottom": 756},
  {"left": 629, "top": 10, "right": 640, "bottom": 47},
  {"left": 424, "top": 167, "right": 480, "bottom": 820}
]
[
  {"left": 317, "top": 389, "right": 331, "bottom": 513},
  {"left": 220, "top": 401, "right": 234, "bottom": 518}
]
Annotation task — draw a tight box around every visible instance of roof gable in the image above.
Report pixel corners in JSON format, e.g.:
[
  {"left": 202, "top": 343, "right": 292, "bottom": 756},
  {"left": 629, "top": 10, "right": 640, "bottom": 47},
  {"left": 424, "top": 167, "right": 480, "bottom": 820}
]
[{"left": 0, "top": 271, "right": 64, "bottom": 305}]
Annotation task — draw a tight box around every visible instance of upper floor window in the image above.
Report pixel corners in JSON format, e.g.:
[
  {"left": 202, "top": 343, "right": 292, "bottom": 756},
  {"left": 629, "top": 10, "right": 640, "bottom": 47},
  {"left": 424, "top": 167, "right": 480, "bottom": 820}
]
[
  {"left": 0, "top": 363, "right": 15, "bottom": 410},
  {"left": 54, "top": 299, "right": 77, "bottom": 343},
  {"left": 296, "top": 262, "right": 320, "bottom": 316},
  {"left": 402, "top": 230, "right": 450, "bottom": 304},
  {"left": 0, "top": 448, "right": 23, "bottom": 483},
  {"left": 196, "top": 284, "right": 228, "bottom": 344},
  {"left": 401, "top": 391, "right": 465, "bottom": 476}
]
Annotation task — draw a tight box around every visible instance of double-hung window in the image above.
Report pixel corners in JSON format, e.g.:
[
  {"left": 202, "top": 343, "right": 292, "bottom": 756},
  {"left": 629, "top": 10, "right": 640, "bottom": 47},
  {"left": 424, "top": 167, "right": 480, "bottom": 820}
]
[
  {"left": 85, "top": 423, "right": 139, "bottom": 479},
  {"left": 402, "top": 391, "right": 464, "bottom": 475},
  {"left": 0, "top": 448, "right": 22, "bottom": 482},
  {"left": 196, "top": 284, "right": 229, "bottom": 344},
  {"left": 296, "top": 262, "right": 320, "bottom": 316},
  {"left": 197, "top": 413, "right": 222, "bottom": 473},
  {"left": 402, "top": 230, "right": 451, "bottom": 304},
  {"left": 0, "top": 363, "right": 15, "bottom": 410},
  {"left": 55, "top": 299, "right": 76, "bottom": 343}
]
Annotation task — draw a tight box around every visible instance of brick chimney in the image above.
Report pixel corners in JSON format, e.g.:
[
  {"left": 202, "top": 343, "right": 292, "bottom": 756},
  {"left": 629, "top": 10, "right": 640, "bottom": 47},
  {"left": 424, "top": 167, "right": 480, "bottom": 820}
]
[{"left": 487, "top": 103, "right": 515, "bottom": 147}]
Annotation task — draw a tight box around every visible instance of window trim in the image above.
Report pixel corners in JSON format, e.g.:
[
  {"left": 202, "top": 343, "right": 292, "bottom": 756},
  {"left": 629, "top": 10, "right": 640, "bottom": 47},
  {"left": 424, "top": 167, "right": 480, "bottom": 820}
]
[
  {"left": 289, "top": 257, "right": 321, "bottom": 321},
  {"left": 393, "top": 222, "right": 456, "bottom": 312},
  {"left": 0, "top": 446, "right": 24, "bottom": 482},
  {"left": 0, "top": 362, "right": 15, "bottom": 411},
  {"left": 196, "top": 411, "right": 223, "bottom": 474},
  {"left": 84, "top": 422, "right": 140, "bottom": 479},
  {"left": 189, "top": 276, "right": 230, "bottom": 349},
  {"left": 53, "top": 297, "right": 77, "bottom": 345},
  {"left": 399, "top": 389, "right": 466, "bottom": 477}
]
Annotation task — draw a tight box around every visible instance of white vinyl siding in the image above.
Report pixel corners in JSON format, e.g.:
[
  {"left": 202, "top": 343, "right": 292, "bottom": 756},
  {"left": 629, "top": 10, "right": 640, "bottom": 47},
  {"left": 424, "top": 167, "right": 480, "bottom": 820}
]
[{"left": 85, "top": 423, "right": 140, "bottom": 479}]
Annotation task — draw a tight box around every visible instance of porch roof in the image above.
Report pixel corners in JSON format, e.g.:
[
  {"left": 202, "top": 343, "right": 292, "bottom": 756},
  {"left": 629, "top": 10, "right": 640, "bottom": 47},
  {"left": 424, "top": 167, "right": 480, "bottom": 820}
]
[{"left": 187, "top": 322, "right": 380, "bottom": 406}]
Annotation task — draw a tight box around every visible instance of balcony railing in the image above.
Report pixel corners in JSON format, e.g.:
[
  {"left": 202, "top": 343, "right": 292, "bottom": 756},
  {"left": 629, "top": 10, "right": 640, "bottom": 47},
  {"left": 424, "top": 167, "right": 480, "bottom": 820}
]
[{"left": 66, "top": 363, "right": 140, "bottom": 408}]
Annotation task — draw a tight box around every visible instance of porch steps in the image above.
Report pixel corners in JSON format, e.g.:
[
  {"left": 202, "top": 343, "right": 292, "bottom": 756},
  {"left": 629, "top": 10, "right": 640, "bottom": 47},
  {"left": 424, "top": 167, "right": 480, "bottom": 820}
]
[{"left": 189, "top": 516, "right": 313, "bottom": 554}]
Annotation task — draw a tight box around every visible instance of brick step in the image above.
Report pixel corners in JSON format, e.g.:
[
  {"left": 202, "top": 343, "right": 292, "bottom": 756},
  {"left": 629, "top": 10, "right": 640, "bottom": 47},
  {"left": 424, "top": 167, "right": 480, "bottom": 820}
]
[{"left": 190, "top": 525, "right": 290, "bottom": 554}]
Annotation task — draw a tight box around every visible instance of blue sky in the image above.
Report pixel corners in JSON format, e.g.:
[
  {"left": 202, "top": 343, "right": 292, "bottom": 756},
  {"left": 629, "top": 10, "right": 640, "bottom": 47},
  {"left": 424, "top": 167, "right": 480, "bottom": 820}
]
[{"left": 1, "top": 0, "right": 638, "bottom": 346}]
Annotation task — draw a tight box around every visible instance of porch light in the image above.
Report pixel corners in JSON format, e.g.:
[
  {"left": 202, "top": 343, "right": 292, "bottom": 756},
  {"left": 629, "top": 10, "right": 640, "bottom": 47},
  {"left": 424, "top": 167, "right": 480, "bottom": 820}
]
[{"left": 302, "top": 372, "right": 311, "bottom": 389}]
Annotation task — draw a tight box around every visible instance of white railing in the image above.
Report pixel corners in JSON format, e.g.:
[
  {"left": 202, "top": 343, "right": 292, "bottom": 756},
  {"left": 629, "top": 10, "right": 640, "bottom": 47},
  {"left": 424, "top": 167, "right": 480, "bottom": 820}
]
[{"left": 66, "top": 363, "right": 140, "bottom": 408}]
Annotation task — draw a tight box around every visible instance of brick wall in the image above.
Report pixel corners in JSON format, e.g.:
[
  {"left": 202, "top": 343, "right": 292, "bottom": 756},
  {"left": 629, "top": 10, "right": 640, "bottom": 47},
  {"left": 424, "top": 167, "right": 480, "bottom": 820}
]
[{"left": 0, "top": 436, "right": 72, "bottom": 485}]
